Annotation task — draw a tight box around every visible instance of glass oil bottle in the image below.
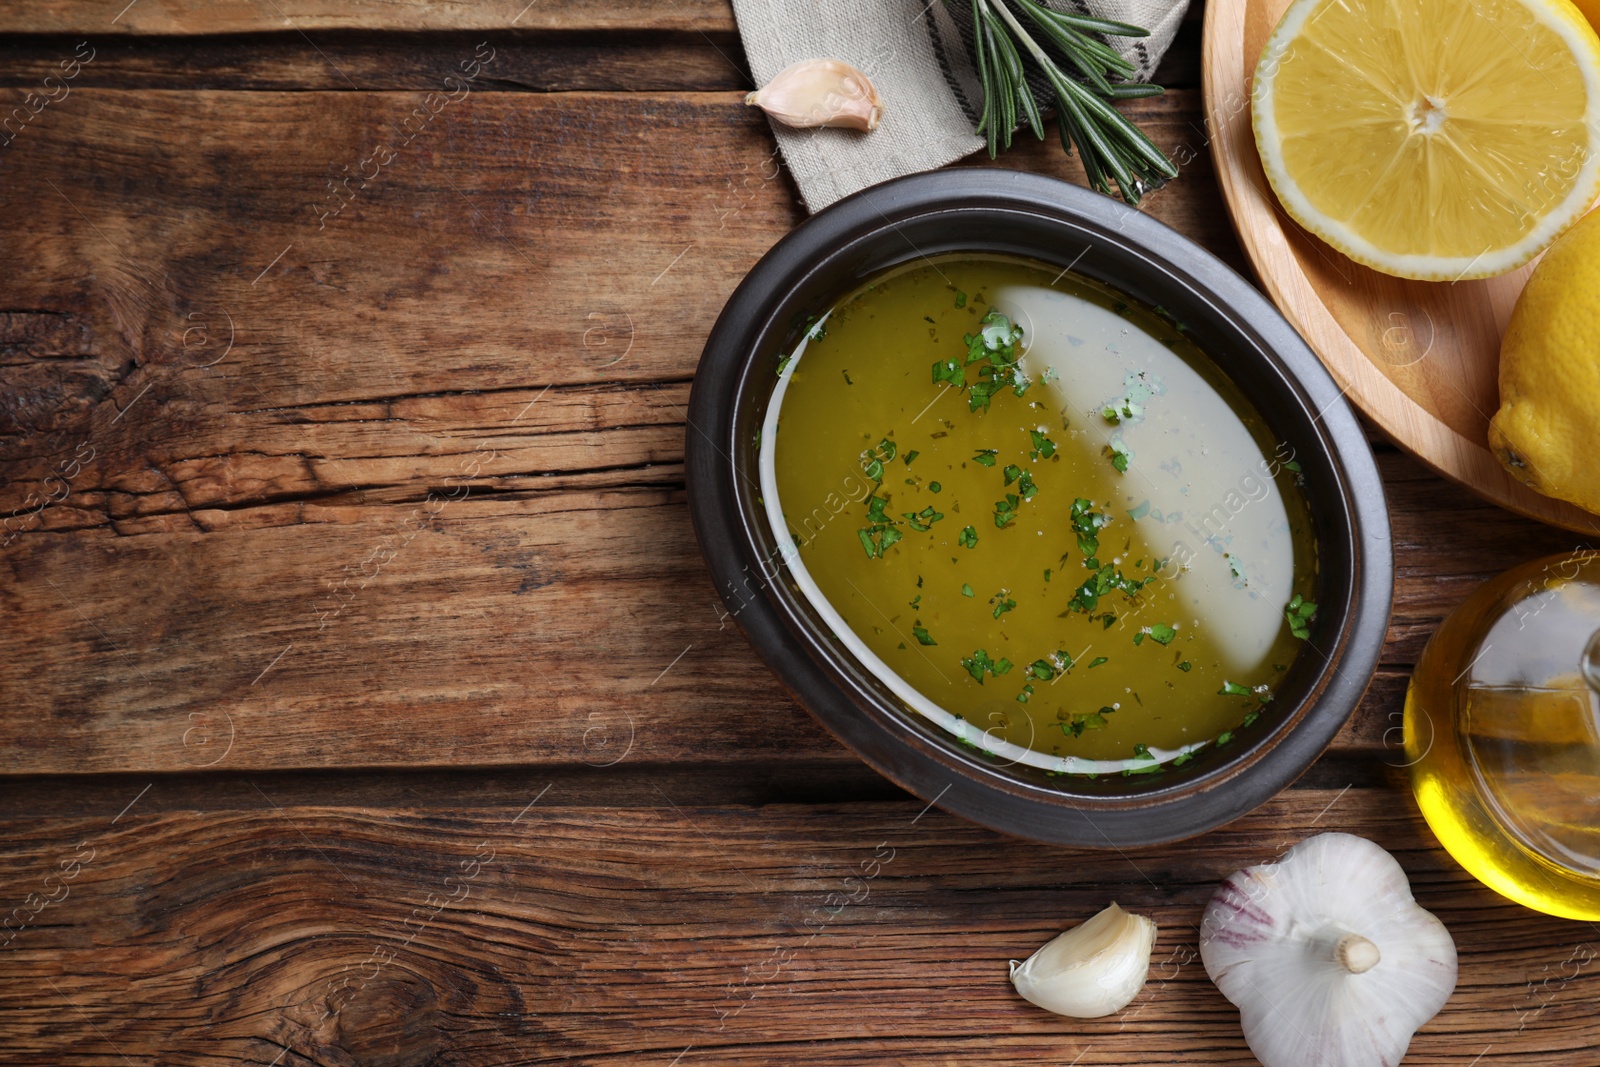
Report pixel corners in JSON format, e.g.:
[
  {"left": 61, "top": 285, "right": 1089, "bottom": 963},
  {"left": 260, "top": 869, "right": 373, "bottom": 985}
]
[{"left": 1405, "top": 553, "right": 1600, "bottom": 920}]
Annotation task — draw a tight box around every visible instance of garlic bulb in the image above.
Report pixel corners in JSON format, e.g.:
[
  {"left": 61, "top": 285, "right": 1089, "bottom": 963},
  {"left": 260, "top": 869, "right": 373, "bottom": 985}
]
[
  {"left": 745, "top": 58, "right": 883, "bottom": 132},
  {"left": 1200, "top": 833, "right": 1458, "bottom": 1067},
  {"left": 1009, "top": 902, "right": 1157, "bottom": 1018}
]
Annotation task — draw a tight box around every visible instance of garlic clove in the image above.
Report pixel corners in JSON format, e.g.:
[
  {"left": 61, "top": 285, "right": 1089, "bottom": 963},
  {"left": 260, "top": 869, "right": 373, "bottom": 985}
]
[
  {"left": 1200, "top": 833, "right": 1458, "bottom": 1067},
  {"left": 745, "top": 58, "right": 883, "bottom": 132},
  {"left": 1008, "top": 902, "right": 1157, "bottom": 1018}
]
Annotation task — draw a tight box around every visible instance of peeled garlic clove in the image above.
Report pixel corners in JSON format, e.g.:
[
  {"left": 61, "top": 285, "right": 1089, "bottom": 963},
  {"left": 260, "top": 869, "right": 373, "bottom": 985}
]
[
  {"left": 1008, "top": 902, "right": 1157, "bottom": 1018},
  {"left": 1199, "top": 833, "right": 1458, "bottom": 1067},
  {"left": 745, "top": 58, "right": 883, "bottom": 132}
]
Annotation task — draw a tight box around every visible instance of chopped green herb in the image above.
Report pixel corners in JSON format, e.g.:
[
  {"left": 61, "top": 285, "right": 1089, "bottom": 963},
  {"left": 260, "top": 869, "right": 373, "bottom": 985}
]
[
  {"left": 1002, "top": 465, "right": 1039, "bottom": 501},
  {"left": 962, "top": 649, "right": 993, "bottom": 682},
  {"left": 1069, "top": 498, "right": 1108, "bottom": 558},
  {"left": 992, "top": 593, "right": 1017, "bottom": 619},
  {"left": 1216, "top": 730, "right": 1235, "bottom": 746},
  {"left": 1285, "top": 593, "right": 1318, "bottom": 640},
  {"left": 1028, "top": 659, "right": 1056, "bottom": 681},
  {"left": 1177, "top": 661, "right": 1192, "bottom": 672},
  {"left": 993, "top": 493, "right": 1021, "bottom": 528},
  {"left": 1029, "top": 429, "right": 1057, "bottom": 460},
  {"left": 1016, "top": 683, "right": 1034, "bottom": 703},
  {"left": 857, "top": 493, "right": 903, "bottom": 558},
  {"left": 955, "top": 290, "right": 967, "bottom": 308},
  {"left": 1172, "top": 751, "right": 1194, "bottom": 767},
  {"left": 1059, "top": 710, "right": 1110, "bottom": 736},
  {"left": 1088, "top": 656, "right": 1109, "bottom": 669},
  {"left": 960, "top": 648, "right": 1013, "bottom": 683},
  {"left": 1283, "top": 460, "right": 1302, "bottom": 473},
  {"left": 966, "top": 378, "right": 1000, "bottom": 413},
  {"left": 1128, "top": 499, "right": 1151, "bottom": 521},
  {"left": 1106, "top": 437, "right": 1131, "bottom": 473},
  {"left": 961, "top": 583, "right": 975, "bottom": 597},
  {"left": 857, "top": 518, "right": 905, "bottom": 557},
  {"left": 972, "top": 449, "right": 998, "bottom": 467},
  {"left": 1148, "top": 622, "right": 1177, "bottom": 646},
  {"left": 1100, "top": 371, "right": 1163, "bottom": 429},
  {"left": 1065, "top": 560, "right": 1151, "bottom": 615},
  {"left": 1219, "top": 681, "right": 1250, "bottom": 697},
  {"left": 911, "top": 623, "right": 937, "bottom": 646},
  {"left": 904, "top": 450, "right": 920, "bottom": 465},
  {"left": 928, "top": 481, "right": 942, "bottom": 493},
  {"left": 957, "top": 525, "right": 978, "bottom": 549},
  {"left": 861, "top": 438, "right": 897, "bottom": 482}
]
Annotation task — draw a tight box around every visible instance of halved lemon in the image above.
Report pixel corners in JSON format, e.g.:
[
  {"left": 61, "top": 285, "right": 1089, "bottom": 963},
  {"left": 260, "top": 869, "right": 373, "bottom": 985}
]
[{"left": 1252, "top": 0, "right": 1600, "bottom": 280}]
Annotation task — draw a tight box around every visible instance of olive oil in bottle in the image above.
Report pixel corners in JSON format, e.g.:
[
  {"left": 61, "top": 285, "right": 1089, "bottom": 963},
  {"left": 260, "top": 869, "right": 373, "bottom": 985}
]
[{"left": 1405, "top": 553, "right": 1600, "bottom": 920}]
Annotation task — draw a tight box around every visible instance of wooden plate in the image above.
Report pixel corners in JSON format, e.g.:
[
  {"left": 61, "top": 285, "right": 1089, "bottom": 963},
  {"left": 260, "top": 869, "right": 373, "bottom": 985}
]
[{"left": 1201, "top": 0, "right": 1600, "bottom": 535}]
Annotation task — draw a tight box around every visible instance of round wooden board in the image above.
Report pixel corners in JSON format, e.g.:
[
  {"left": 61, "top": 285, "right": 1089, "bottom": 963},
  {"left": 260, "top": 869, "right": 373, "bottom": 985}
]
[{"left": 1200, "top": 0, "right": 1600, "bottom": 536}]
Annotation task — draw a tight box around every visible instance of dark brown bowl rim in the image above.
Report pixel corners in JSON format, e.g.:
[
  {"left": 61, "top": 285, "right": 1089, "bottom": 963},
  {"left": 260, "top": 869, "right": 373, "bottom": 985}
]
[{"left": 686, "top": 169, "right": 1392, "bottom": 847}]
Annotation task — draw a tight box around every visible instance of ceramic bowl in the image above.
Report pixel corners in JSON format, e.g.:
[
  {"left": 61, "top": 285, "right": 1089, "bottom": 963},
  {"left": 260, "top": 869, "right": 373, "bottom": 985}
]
[{"left": 686, "top": 170, "right": 1391, "bottom": 847}]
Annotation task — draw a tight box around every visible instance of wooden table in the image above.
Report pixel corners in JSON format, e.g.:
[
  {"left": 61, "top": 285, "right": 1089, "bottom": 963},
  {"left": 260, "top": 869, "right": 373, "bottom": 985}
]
[{"left": 1, "top": 4, "right": 1594, "bottom": 1064}]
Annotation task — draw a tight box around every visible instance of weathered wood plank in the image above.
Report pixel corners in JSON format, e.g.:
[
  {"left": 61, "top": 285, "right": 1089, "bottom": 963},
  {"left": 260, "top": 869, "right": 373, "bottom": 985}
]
[
  {"left": 0, "top": 32, "right": 752, "bottom": 92},
  {"left": 0, "top": 7, "right": 1199, "bottom": 94},
  {"left": 2, "top": 0, "right": 737, "bottom": 35},
  {"left": 0, "top": 789, "right": 1591, "bottom": 1065}
]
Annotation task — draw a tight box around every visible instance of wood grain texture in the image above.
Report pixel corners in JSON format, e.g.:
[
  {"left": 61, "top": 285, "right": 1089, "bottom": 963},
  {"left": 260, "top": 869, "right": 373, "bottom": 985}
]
[
  {"left": 0, "top": 32, "right": 752, "bottom": 92},
  {"left": 2, "top": 0, "right": 737, "bottom": 35},
  {"left": 1201, "top": 0, "right": 1600, "bottom": 536},
  {"left": 1, "top": 787, "right": 1595, "bottom": 1066}
]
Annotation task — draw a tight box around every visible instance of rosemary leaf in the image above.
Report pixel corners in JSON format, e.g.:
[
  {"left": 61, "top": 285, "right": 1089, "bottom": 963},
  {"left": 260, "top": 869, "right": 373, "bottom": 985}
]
[{"left": 963, "top": 0, "right": 1176, "bottom": 205}]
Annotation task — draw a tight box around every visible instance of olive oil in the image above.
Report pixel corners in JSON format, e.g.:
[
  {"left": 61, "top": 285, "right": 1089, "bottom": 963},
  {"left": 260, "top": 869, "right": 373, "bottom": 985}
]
[
  {"left": 761, "top": 255, "right": 1316, "bottom": 774},
  {"left": 1406, "top": 554, "right": 1600, "bottom": 920}
]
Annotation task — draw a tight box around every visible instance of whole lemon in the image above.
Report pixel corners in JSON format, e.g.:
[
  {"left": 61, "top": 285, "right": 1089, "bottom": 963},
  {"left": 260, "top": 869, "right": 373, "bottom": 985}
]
[{"left": 1490, "top": 210, "right": 1600, "bottom": 515}]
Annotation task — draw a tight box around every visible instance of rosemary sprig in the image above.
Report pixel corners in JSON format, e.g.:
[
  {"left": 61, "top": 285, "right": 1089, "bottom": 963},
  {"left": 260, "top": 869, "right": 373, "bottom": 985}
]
[{"left": 965, "top": 0, "right": 1178, "bottom": 205}]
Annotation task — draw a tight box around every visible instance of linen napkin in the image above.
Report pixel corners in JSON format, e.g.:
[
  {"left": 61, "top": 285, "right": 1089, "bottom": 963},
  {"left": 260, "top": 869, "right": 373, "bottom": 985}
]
[{"left": 729, "top": 0, "right": 1192, "bottom": 213}]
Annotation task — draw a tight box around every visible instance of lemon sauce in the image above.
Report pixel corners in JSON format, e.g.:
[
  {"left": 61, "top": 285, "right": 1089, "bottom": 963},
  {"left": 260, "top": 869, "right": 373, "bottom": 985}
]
[{"left": 759, "top": 255, "right": 1319, "bottom": 776}]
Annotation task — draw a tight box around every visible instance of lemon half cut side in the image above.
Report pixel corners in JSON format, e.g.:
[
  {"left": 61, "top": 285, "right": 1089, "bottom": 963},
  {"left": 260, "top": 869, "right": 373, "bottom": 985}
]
[{"left": 1252, "top": 0, "right": 1600, "bottom": 281}]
